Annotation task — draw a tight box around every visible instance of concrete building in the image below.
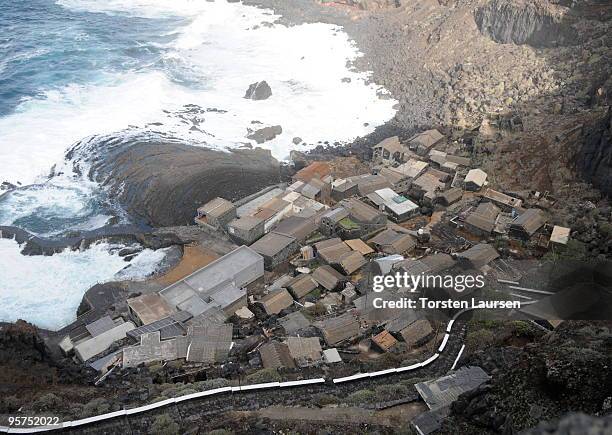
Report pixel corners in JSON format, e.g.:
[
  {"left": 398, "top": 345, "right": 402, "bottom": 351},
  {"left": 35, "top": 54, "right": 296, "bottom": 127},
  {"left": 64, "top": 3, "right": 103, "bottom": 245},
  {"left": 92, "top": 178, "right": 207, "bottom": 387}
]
[
  {"left": 317, "top": 238, "right": 352, "bottom": 264},
  {"left": 331, "top": 178, "right": 359, "bottom": 202},
  {"left": 250, "top": 231, "right": 299, "bottom": 270},
  {"left": 353, "top": 174, "right": 393, "bottom": 196},
  {"left": 195, "top": 197, "right": 236, "bottom": 228},
  {"left": 127, "top": 293, "right": 175, "bottom": 326},
  {"left": 227, "top": 216, "right": 265, "bottom": 245},
  {"left": 408, "top": 129, "right": 445, "bottom": 156},
  {"left": 369, "top": 229, "right": 416, "bottom": 255},
  {"left": 318, "top": 312, "right": 360, "bottom": 346},
  {"left": 320, "top": 207, "right": 350, "bottom": 236},
  {"left": 435, "top": 187, "right": 463, "bottom": 206},
  {"left": 159, "top": 245, "right": 263, "bottom": 318},
  {"left": 337, "top": 251, "right": 367, "bottom": 275},
  {"left": 464, "top": 169, "right": 488, "bottom": 191},
  {"left": 323, "top": 348, "right": 342, "bottom": 364},
  {"left": 258, "top": 289, "right": 294, "bottom": 315},
  {"left": 340, "top": 197, "right": 387, "bottom": 229},
  {"left": 509, "top": 208, "right": 547, "bottom": 240},
  {"left": 457, "top": 243, "right": 499, "bottom": 269},
  {"left": 411, "top": 171, "right": 448, "bottom": 202},
  {"left": 272, "top": 215, "right": 318, "bottom": 242},
  {"left": 367, "top": 188, "right": 419, "bottom": 222},
  {"left": 482, "top": 188, "right": 522, "bottom": 211},
  {"left": 400, "top": 319, "right": 433, "bottom": 346},
  {"left": 464, "top": 202, "right": 501, "bottom": 236},
  {"left": 75, "top": 319, "right": 135, "bottom": 362},
  {"left": 279, "top": 311, "right": 311, "bottom": 335},
  {"left": 127, "top": 311, "right": 191, "bottom": 342}
]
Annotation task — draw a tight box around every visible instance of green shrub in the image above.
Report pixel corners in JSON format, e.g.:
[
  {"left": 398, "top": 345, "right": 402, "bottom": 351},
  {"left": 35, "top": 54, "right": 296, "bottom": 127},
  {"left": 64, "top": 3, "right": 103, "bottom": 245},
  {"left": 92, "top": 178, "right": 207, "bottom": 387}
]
[
  {"left": 346, "top": 389, "right": 376, "bottom": 405},
  {"left": 151, "top": 413, "right": 179, "bottom": 435},
  {"left": 465, "top": 329, "right": 495, "bottom": 352},
  {"left": 34, "top": 393, "right": 62, "bottom": 411},
  {"left": 245, "top": 368, "right": 281, "bottom": 383},
  {"left": 82, "top": 398, "right": 110, "bottom": 417},
  {"left": 313, "top": 394, "right": 338, "bottom": 406}
]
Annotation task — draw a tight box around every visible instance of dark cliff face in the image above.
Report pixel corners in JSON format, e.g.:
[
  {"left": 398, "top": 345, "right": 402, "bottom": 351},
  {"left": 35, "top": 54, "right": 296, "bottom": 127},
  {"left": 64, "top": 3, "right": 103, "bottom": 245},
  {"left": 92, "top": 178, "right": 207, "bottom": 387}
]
[
  {"left": 575, "top": 108, "right": 612, "bottom": 196},
  {"left": 475, "top": 0, "right": 576, "bottom": 47},
  {"left": 70, "top": 138, "right": 281, "bottom": 227}
]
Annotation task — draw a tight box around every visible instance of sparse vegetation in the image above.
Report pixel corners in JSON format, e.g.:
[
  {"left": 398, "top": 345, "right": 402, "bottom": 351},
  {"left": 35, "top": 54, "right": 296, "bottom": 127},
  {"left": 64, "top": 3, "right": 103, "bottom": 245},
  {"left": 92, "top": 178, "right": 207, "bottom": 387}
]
[
  {"left": 151, "top": 413, "right": 179, "bottom": 435},
  {"left": 245, "top": 368, "right": 282, "bottom": 383}
]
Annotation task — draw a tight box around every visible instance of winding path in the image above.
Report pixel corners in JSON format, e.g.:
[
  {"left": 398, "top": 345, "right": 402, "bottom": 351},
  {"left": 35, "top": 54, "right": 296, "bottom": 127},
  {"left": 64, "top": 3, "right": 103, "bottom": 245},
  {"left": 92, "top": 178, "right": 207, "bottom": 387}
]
[{"left": 0, "top": 309, "right": 476, "bottom": 434}]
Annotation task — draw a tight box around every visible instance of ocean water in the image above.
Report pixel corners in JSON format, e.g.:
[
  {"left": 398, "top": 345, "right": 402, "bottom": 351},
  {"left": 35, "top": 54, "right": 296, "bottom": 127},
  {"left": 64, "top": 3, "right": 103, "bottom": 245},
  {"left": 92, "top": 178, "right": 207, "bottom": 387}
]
[{"left": 0, "top": 0, "right": 396, "bottom": 330}]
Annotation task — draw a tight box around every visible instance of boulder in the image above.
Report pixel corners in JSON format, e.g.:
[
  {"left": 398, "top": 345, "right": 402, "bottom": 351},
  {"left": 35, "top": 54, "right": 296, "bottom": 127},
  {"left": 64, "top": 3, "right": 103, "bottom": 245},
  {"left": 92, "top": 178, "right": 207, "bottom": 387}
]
[
  {"left": 244, "top": 81, "right": 272, "bottom": 100},
  {"left": 247, "top": 125, "right": 283, "bottom": 144}
]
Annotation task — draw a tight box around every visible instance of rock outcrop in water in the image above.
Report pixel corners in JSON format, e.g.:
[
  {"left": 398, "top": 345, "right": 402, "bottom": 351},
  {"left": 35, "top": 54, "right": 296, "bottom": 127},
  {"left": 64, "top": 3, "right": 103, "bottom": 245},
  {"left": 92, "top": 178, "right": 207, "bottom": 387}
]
[
  {"left": 80, "top": 140, "right": 281, "bottom": 227},
  {"left": 244, "top": 80, "right": 272, "bottom": 100}
]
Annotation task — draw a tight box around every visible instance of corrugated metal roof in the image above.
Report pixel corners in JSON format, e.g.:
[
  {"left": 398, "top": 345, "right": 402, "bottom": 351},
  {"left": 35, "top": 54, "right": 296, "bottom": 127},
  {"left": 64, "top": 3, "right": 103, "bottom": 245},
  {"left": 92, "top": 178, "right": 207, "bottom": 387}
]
[
  {"left": 258, "top": 289, "right": 294, "bottom": 315},
  {"left": 312, "top": 265, "right": 345, "bottom": 291}
]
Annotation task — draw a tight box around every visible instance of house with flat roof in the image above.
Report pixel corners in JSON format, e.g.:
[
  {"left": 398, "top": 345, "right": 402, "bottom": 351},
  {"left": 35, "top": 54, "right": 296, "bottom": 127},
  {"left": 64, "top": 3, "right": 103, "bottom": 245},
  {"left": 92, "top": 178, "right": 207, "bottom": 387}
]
[
  {"left": 400, "top": 318, "right": 433, "bottom": 346},
  {"left": 320, "top": 207, "right": 350, "bottom": 236},
  {"left": 195, "top": 197, "right": 236, "bottom": 229},
  {"left": 127, "top": 293, "right": 175, "bottom": 326},
  {"left": 550, "top": 225, "right": 570, "bottom": 245},
  {"left": 279, "top": 311, "right": 311, "bottom": 335},
  {"left": 227, "top": 216, "right": 265, "bottom": 245},
  {"left": 159, "top": 245, "right": 263, "bottom": 318},
  {"left": 331, "top": 178, "right": 359, "bottom": 201},
  {"left": 367, "top": 188, "right": 419, "bottom": 222},
  {"left": 250, "top": 231, "right": 299, "bottom": 270},
  {"left": 411, "top": 171, "right": 448, "bottom": 202},
  {"left": 340, "top": 197, "right": 387, "bottom": 227},
  {"left": 353, "top": 174, "right": 393, "bottom": 196},
  {"left": 272, "top": 215, "right": 318, "bottom": 242},
  {"left": 482, "top": 188, "right": 523, "bottom": 211},
  {"left": 435, "top": 187, "right": 463, "bottom": 206},
  {"left": 74, "top": 318, "right": 135, "bottom": 362}
]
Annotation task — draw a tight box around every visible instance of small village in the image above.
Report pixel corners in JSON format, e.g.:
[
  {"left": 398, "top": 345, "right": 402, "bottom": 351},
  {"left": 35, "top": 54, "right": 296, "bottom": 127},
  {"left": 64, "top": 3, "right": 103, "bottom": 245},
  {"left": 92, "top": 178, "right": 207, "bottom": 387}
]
[{"left": 54, "top": 128, "right": 577, "bottom": 433}]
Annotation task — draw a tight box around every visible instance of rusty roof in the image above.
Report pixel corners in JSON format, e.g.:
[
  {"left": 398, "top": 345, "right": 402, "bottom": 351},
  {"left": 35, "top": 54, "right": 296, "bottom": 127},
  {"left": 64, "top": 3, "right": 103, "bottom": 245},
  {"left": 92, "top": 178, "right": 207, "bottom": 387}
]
[
  {"left": 128, "top": 293, "right": 175, "bottom": 325},
  {"left": 372, "top": 330, "right": 398, "bottom": 351},
  {"left": 293, "top": 161, "right": 332, "bottom": 182}
]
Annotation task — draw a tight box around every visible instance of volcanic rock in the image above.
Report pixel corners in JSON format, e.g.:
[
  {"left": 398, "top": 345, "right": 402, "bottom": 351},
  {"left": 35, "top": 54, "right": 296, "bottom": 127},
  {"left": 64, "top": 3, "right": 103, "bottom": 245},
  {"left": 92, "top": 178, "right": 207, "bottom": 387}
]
[{"left": 244, "top": 81, "right": 272, "bottom": 100}]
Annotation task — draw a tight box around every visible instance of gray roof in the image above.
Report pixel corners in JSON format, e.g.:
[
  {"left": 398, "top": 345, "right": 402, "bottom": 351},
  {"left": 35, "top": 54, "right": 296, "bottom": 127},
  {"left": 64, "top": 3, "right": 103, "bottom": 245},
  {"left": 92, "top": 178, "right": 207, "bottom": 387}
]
[
  {"left": 122, "top": 331, "right": 189, "bottom": 368},
  {"left": 273, "top": 216, "right": 317, "bottom": 242},
  {"left": 85, "top": 316, "right": 115, "bottom": 337},
  {"left": 127, "top": 311, "right": 191, "bottom": 341},
  {"left": 237, "top": 187, "right": 284, "bottom": 217},
  {"left": 227, "top": 215, "right": 264, "bottom": 231},
  {"left": 318, "top": 313, "right": 360, "bottom": 345},
  {"left": 465, "top": 202, "right": 500, "bottom": 233},
  {"left": 457, "top": 243, "right": 499, "bottom": 268},
  {"left": 511, "top": 208, "right": 546, "bottom": 235},
  {"left": 198, "top": 197, "right": 234, "bottom": 217},
  {"left": 321, "top": 207, "right": 350, "bottom": 223},
  {"left": 186, "top": 324, "right": 233, "bottom": 364},
  {"left": 286, "top": 274, "right": 318, "bottom": 299},
  {"left": 259, "top": 341, "right": 295, "bottom": 369},
  {"left": 250, "top": 231, "right": 296, "bottom": 257},
  {"left": 159, "top": 245, "right": 262, "bottom": 310},
  {"left": 279, "top": 311, "right": 311, "bottom": 335},
  {"left": 415, "top": 366, "right": 490, "bottom": 410},
  {"left": 408, "top": 129, "right": 444, "bottom": 150}
]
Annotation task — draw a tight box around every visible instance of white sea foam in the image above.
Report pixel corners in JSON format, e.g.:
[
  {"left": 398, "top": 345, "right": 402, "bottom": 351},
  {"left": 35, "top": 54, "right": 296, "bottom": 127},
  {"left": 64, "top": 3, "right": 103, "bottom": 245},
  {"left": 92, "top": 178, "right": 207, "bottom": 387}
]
[
  {"left": 0, "top": 0, "right": 396, "bottom": 186},
  {"left": 0, "top": 238, "right": 168, "bottom": 330}
]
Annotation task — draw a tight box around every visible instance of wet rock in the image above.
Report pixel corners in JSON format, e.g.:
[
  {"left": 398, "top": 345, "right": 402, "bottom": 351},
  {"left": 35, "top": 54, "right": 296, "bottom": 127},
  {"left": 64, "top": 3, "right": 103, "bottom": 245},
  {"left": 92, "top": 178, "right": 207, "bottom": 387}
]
[
  {"left": 244, "top": 80, "right": 272, "bottom": 100},
  {"left": 247, "top": 125, "right": 283, "bottom": 144}
]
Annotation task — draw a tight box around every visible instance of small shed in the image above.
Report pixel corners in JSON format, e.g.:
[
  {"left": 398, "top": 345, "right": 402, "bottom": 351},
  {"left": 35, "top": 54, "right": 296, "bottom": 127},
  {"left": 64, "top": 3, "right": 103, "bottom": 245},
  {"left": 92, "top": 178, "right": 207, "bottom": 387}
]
[
  {"left": 318, "top": 313, "right": 360, "bottom": 346},
  {"left": 259, "top": 341, "right": 295, "bottom": 369},
  {"left": 369, "top": 229, "right": 416, "bottom": 255},
  {"left": 258, "top": 289, "right": 294, "bottom": 315},
  {"left": 457, "top": 243, "right": 499, "bottom": 269},
  {"left": 509, "top": 208, "right": 547, "bottom": 240},
  {"left": 250, "top": 231, "right": 298, "bottom": 270},
  {"left": 371, "top": 330, "right": 398, "bottom": 352},
  {"left": 338, "top": 251, "right": 367, "bottom": 275},
  {"left": 345, "top": 238, "right": 375, "bottom": 255},
  {"left": 400, "top": 319, "right": 433, "bottom": 346},
  {"left": 285, "top": 336, "right": 322, "bottom": 364},
  {"left": 464, "top": 202, "right": 500, "bottom": 236},
  {"left": 464, "top": 169, "right": 488, "bottom": 191},
  {"left": 312, "top": 265, "right": 346, "bottom": 291},
  {"left": 196, "top": 197, "right": 236, "bottom": 228},
  {"left": 286, "top": 274, "right": 319, "bottom": 299},
  {"left": 550, "top": 225, "right": 570, "bottom": 245}
]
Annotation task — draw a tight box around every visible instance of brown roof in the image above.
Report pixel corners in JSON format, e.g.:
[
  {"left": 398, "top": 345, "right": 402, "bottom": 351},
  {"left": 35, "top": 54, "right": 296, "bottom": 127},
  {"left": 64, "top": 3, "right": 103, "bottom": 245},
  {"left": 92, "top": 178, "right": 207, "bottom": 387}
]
[
  {"left": 464, "top": 202, "right": 500, "bottom": 233},
  {"left": 294, "top": 162, "right": 332, "bottom": 183},
  {"left": 369, "top": 229, "right": 416, "bottom": 254},
  {"left": 258, "top": 289, "right": 294, "bottom": 315},
  {"left": 252, "top": 207, "right": 277, "bottom": 221},
  {"left": 482, "top": 188, "right": 522, "bottom": 208},
  {"left": 286, "top": 274, "right": 318, "bottom": 299},
  {"left": 457, "top": 243, "right": 499, "bottom": 268},
  {"left": 345, "top": 238, "right": 375, "bottom": 255},
  {"left": 260, "top": 197, "right": 290, "bottom": 212},
  {"left": 228, "top": 216, "right": 264, "bottom": 231},
  {"left": 372, "top": 330, "right": 398, "bottom": 352},
  {"left": 198, "top": 197, "right": 234, "bottom": 218},
  {"left": 319, "top": 313, "right": 360, "bottom": 345},
  {"left": 285, "top": 337, "right": 322, "bottom": 362},
  {"left": 127, "top": 294, "right": 174, "bottom": 325},
  {"left": 338, "top": 251, "right": 367, "bottom": 275},
  {"left": 373, "top": 136, "right": 405, "bottom": 154},
  {"left": 186, "top": 324, "right": 233, "bottom": 364},
  {"left": 354, "top": 175, "right": 392, "bottom": 196},
  {"left": 312, "top": 265, "right": 346, "bottom": 291},
  {"left": 315, "top": 238, "right": 344, "bottom": 250},
  {"left": 259, "top": 342, "right": 295, "bottom": 369},
  {"left": 318, "top": 240, "right": 352, "bottom": 264},
  {"left": 511, "top": 208, "right": 546, "bottom": 236},
  {"left": 409, "top": 129, "right": 444, "bottom": 150},
  {"left": 437, "top": 187, "right": 463, "bottom": 204},
  {"left": 400, "top": 319, "right": 433, "bottom": 345}
]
